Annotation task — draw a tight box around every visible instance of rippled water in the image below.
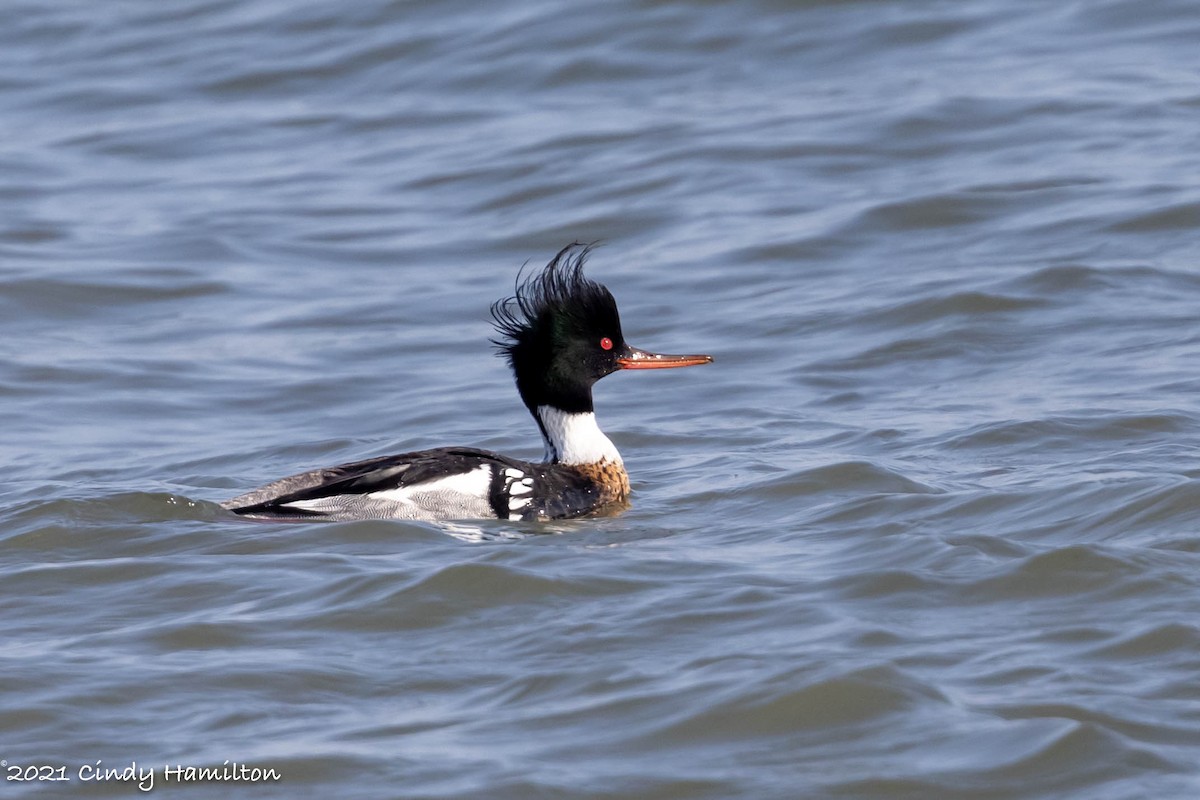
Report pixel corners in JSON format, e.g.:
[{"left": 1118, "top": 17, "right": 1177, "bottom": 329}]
[{"left": 4, "top": 1, "right": 1200, "bottom": 797}]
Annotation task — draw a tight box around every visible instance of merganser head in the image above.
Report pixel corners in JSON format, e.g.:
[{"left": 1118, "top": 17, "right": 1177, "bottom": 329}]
[{"left": 490, "top": 243, "right": 713, "bottom": 418}]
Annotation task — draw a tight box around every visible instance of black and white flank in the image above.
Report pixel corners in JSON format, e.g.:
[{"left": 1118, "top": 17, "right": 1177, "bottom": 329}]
[{"left": 222, "top": 244, "right": 713, "bottom": 522}]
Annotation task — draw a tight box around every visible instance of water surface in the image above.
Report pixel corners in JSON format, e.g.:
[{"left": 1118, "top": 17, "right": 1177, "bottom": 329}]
[{"left": 3, "top": 1, "right": 1200, "bottom": 797}]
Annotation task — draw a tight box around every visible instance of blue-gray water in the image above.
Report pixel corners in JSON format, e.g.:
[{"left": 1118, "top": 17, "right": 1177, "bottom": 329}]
[{"left": 4, "top": 1, "right": 1200, "bottom": 798}]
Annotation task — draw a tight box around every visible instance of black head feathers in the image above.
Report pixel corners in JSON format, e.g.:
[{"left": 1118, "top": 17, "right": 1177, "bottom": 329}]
[
  {"left": 490, "top": 244, "right": 627, "bottom": 413},
  {"left": 490, "top": 243, "right": 624, "bottom": 360}
]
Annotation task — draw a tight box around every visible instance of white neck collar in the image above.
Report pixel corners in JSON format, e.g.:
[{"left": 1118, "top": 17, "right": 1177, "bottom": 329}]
[{"left": 535, "top": 406, "right": 623, "bottom": 465}]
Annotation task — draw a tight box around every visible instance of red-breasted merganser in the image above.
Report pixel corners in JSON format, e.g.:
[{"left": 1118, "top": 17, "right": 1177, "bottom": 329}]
[{"left": 221, "top": 244, "right": 713, "bottom": 522}]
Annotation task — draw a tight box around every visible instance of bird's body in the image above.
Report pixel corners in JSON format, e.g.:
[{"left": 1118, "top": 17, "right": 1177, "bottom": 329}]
[
  {"left": 222, "top": 446, "right": 622, "bottom": 522},
  {"left": 222, "top": 245, "right": 711, "bottom": 522}
]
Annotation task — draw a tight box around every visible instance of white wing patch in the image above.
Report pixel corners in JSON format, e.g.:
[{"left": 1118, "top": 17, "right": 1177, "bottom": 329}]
[
  {"left": 373, "top": 465, "right": 492, "bottom": 502},
  {"left": 282, "top": 465, "right": 495, "bottom": 520}
]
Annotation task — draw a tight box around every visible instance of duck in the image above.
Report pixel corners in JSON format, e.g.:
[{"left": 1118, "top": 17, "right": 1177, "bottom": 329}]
[{"left": 222, "top": 244, "right": 712, "bottom": 521}]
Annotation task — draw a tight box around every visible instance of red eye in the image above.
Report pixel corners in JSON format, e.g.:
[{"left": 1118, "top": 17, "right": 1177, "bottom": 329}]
[{"left": 600, "top": 337, "right": 614, "bottom": 351}]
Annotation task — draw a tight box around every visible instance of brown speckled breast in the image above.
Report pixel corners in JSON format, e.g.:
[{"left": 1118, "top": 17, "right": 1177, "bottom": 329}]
[{"left": 570, "top": 459, "right": 631, "bottom": 512}]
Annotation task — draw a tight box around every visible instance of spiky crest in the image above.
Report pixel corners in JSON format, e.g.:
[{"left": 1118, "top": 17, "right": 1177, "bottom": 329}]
[
  {"left": 488, "top": 243, "right": 626, "bottom": 417},
  {"left": 489, "top": 242, "right": 617, "bottom": 362}
]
